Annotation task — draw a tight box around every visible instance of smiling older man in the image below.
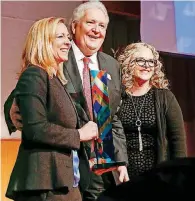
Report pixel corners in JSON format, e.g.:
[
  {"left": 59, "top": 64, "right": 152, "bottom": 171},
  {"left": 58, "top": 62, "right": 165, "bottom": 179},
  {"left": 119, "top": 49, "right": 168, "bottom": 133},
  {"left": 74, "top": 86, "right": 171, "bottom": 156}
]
[
  {"left": 4, "top": 2, "right": 129, "bottom": 201},
  {"left": 66, "top": 2, "right": 129, "bottom": 200}
]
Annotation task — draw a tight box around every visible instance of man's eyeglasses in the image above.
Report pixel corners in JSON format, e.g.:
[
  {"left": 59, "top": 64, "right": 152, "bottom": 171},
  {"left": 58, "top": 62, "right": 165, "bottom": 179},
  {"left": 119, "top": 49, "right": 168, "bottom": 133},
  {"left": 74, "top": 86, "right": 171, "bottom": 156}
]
[{"left": 132, "top": 58, "right": 157, "bottom": 68}]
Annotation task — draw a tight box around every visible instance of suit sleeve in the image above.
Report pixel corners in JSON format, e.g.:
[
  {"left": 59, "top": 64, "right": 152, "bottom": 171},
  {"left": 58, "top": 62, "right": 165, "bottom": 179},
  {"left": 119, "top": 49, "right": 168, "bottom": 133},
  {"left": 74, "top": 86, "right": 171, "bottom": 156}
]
[
  {"left": 15, "top": 67, "right": 80, "bottom": 150},
  {"left": 166, "top": 91, "right": 187, "bottom": 158},
  {"left": 4, "top": 89, "right": 17, "bottom": 134},
  {"left": 112, "top": 114, "right": 128, "bottom": 164},
  {"left": 111, "top": 61, "right": 128, "bottom": 165}
]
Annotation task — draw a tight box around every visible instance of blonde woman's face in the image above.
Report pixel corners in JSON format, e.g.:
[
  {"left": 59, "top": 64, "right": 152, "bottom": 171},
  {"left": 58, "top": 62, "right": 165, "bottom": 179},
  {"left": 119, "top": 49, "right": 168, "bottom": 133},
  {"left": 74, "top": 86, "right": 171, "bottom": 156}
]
[
  {"left": 132, "top": 47, "right": 155, "bottom": 82},
  {"left": 52, "top": 23, "right": 71, "bottom": 63}
]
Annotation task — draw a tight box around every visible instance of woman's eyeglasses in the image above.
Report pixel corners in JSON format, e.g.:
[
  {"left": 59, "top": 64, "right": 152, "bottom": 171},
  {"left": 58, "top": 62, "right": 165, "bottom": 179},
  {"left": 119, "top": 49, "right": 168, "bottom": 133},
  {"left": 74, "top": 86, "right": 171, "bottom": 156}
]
[{"left": 132, "top": 58, "right": 157, "bottom": 68}]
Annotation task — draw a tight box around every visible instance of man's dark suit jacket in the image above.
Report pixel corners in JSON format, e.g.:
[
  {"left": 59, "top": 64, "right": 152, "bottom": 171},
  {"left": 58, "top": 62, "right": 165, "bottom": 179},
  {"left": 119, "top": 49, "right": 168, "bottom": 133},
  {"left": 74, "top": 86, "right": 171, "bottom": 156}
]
[
  {"left": 63, "top": 49, "right": 128, "bottom": 191},
  {"left": 4, "top": 49, "right": 128, "bottom": 198}
]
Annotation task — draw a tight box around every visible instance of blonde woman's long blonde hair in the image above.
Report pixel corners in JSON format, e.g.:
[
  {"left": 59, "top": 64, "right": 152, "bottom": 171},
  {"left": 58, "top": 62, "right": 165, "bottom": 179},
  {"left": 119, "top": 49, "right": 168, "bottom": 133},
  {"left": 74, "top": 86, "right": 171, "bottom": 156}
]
[
  {"left": 19, "top": 17, "right": 66, "bottom": 78},
  {"left": 117, "top": 42, "right": 169, "bottom": 91}
]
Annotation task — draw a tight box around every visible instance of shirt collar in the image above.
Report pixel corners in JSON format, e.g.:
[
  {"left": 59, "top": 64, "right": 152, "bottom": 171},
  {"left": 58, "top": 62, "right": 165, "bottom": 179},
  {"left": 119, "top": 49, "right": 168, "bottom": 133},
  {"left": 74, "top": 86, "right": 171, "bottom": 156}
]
[
  {"left": 71, "top": 40, "right": 97, "bottom": 64},
  {"left": 90, "top": 52, "right": 98, "bottom": 64}
]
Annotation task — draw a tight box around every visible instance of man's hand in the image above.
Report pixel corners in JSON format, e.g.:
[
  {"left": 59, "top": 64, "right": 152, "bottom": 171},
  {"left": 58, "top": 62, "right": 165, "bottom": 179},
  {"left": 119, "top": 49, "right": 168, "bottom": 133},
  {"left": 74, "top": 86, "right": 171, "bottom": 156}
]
[
  {"left": 117, "top": 166, "right": 129, "bottom": 183},
  {"left": 10, "top": 98, "right": 23, "bottom": 131}
]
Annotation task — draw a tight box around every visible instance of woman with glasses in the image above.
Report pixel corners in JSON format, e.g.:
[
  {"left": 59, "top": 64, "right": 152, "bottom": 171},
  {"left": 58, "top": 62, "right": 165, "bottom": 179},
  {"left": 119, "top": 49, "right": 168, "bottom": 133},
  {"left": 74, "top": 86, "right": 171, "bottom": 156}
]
[{"left": 116, "top": 42, "right": 187, "bottom": 179}]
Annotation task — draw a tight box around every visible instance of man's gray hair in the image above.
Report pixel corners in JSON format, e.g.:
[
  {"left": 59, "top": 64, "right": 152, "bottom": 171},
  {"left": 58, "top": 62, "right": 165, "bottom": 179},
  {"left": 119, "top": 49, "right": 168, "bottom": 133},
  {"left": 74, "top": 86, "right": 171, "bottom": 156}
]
[{"left": 70, "top": 1, "right": 109, "bottom": 25}]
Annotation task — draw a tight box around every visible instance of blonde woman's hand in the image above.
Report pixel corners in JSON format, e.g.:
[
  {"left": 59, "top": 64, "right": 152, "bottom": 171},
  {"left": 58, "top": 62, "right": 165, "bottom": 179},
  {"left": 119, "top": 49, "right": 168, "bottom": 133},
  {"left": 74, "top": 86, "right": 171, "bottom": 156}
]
[{"left": 78, "top": 121, "right": 98, "bottom": 142}]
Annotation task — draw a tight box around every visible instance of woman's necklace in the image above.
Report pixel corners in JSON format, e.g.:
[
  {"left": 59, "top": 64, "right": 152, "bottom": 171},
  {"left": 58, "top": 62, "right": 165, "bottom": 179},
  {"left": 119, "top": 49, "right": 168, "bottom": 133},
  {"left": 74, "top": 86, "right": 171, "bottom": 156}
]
[{"left": 128, "top": 91, "right": 148, "bottom": 151}]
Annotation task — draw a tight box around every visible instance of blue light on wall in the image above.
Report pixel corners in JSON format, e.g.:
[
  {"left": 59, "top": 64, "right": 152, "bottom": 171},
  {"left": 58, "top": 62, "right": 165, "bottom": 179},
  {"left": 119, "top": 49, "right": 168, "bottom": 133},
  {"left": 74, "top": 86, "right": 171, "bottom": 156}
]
[{"left": 174, "top": 1, "right": 195, "bottom": 55}]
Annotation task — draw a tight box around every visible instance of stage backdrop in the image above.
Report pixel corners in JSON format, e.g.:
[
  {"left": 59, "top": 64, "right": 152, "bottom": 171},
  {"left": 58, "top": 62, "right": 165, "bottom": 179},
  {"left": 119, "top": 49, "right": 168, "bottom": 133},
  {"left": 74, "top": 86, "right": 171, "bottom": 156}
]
[
  {"left": 1, "top": 1, "right": 81, "bottom": 139},
  {"left": 141, "top": 1, "right": 195, "bottom": 56},
  {"left": 1, "top": 2, "right": 81, "bottom": 201}
]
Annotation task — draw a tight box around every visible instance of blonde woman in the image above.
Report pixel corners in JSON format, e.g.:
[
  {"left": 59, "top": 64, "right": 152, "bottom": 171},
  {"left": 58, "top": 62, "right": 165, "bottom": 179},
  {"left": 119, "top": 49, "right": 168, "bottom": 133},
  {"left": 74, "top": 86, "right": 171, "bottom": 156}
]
[
  {"left": 117, "top": 42, "right": 187, "bottom": 179},
  {"left": 5, "top": 17, "right": 98, "bottom": 201}
]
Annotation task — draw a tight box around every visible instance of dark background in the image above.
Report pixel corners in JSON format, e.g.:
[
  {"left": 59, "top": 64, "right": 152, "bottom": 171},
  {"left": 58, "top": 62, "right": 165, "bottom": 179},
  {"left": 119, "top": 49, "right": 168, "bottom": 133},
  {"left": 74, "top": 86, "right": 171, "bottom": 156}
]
[{"left": 101, "top": 1, "right": 195, "bottom": 157}]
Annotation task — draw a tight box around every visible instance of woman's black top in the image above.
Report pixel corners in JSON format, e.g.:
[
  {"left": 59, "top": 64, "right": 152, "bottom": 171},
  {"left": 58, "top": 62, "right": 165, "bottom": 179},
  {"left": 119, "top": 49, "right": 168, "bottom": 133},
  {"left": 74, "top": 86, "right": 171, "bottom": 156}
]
[{"left": 118, "top": 89, "right": 158, "bottom": 178}]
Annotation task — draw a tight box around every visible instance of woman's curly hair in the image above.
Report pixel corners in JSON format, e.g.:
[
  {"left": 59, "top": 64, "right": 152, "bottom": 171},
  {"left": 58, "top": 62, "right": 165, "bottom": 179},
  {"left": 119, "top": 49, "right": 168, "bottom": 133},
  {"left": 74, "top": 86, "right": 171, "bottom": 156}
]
[{"left": 117, "top": 42, "right": 169, "bottom": 92}]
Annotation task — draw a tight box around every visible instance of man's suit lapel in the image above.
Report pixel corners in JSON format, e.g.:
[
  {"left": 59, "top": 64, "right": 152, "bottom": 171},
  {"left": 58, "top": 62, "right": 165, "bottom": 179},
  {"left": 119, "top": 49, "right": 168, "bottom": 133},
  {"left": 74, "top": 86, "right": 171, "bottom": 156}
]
[
  {"left": 64, "top": 49, "right": 82, "bottom": 93},
  {"left": 63, "top": 49, "right": 91, "bottom": 124},
  {"left": 97, "top": 52, "right": 115, "bottom": 89},
  {"left": 97, "top": 52, "right": 106, "bottom": 71},
  {"left": 97, "top": 52, "right": 120, "bottom": 117},
  {"left": 97, "top": 52, "right": 116, "bottom": 93}
]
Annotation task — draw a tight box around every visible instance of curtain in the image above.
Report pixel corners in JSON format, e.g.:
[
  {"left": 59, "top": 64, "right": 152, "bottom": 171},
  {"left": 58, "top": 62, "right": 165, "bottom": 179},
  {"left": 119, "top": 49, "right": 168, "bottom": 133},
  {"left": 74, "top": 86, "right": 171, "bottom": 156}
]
[
  {"left": 161, "top": 53, "right": 195, "bottom": 157},
  {"left": 103, "top": 13, "right": 140, "bottom": 57}
]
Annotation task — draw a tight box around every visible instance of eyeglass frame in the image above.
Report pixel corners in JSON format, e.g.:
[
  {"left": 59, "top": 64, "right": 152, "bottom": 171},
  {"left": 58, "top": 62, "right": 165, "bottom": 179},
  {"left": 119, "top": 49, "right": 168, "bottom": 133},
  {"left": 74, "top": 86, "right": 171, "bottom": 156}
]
[{"left": 131, "top": 57, "right": 158, "bottom": 68}]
